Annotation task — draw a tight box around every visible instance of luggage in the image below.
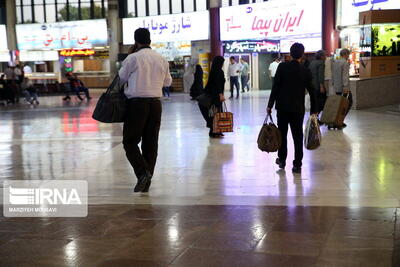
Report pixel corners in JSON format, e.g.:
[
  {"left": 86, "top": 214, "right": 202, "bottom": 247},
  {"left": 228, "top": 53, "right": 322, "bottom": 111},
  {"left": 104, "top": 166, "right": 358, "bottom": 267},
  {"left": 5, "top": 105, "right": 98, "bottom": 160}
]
[
  {"left": 320, "top": 94, "right": 349, "bottom": 127},
  {"left": 257, "top": 114, "right": 281, "bottom": 153},
  {"left": 213, "top": 103, "right": 234, "bottom": 133},
  {"left": 92, "top": 75, "right": 127, "bottom": 123},
  {"left": 304, "top": 114, "right": 321, "bottom": 150}
]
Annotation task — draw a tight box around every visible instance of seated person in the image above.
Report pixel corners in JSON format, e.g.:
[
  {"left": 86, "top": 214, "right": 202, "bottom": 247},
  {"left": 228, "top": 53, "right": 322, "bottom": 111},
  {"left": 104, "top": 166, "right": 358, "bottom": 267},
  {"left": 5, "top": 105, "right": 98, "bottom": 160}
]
[{"left": 63, "top": 72, "right": 92, "bottom": 101}]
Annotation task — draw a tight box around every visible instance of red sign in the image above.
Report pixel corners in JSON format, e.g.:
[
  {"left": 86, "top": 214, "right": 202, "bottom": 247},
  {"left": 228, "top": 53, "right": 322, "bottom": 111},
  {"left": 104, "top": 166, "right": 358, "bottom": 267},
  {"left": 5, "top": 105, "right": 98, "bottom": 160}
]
[{"left": 60, "top": 49, "right": 95, "bottom": 57}]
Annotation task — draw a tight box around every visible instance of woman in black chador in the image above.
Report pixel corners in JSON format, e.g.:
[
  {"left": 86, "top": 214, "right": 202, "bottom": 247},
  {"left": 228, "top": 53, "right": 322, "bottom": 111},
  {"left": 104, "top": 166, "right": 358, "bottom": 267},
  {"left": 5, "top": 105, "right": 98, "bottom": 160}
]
[
  {"left": 198, "top": 56, "right": 226, "bottom": 138},
  {"left": 190, "top": 64, "right": 204, "bottom": 100}
]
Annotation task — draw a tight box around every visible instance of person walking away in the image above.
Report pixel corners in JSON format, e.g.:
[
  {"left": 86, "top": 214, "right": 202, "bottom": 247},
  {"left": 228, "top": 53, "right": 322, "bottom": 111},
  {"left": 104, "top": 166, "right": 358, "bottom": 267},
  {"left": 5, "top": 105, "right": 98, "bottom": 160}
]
[
  {"left": 22, "top": 77, "right": 39, "bottom": 105},
  {"left": 119, "top": 28, "right": 172, "bottom": 193},
  {"left": 309, "top": 50, "right": 327, "bottom": 120},
  {"left": 268, "top": 56, "right": 280, "bottom": 88},
  {"left": 228, "top": 56, "right": 240, "bottom": 99},
  {"left": 267, "top": 43, "right": 317, "bottom": 173},
  {"left": 332, "top": 48, "right": 352, "bottom": 128},
  {"left": 190, "top": 64, "right": 204, "bottom": 100},
  {"left": 240, "top": 58, "right": 250, "bottom": 92},
  {"left": 162, "top": 86, "right": 171, "bottom": 101},
  {"left": 198, "top": 56, "right": 226, "bottom": 138}
]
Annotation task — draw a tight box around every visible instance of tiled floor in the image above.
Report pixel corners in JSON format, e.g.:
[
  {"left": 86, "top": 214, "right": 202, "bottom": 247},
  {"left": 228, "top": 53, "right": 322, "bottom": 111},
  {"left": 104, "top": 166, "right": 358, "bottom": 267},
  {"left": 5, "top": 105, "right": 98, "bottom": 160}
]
[
  {"left": 0, "top": 205, "right": 398, "bottom": 266},
  {"left": 1, "top": 91, "right": 400, "bottom": 266}
]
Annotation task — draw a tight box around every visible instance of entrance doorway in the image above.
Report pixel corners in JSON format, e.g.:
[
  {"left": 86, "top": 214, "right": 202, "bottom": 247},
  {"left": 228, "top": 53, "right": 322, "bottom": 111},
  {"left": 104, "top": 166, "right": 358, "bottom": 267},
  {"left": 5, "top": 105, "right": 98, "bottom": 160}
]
[{"left": 258, "top": 54, "right": 274, "bottom": 91}]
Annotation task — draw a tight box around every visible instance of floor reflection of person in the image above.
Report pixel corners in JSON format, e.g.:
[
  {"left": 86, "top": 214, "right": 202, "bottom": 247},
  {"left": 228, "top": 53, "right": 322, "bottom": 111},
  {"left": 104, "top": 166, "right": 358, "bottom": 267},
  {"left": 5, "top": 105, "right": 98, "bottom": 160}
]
[{"left": 198, "top": 56, "right": 226, "bottom": 138}]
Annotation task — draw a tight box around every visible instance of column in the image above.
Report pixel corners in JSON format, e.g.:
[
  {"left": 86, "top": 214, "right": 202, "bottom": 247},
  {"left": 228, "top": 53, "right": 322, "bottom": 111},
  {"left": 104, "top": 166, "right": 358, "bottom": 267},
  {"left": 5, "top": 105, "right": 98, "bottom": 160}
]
[
  {"left": 209, "top": 2, "right": 222, "bottom": 60},
  {"left": 322, "top": 0, "right": 339, "bottom": 55},
  {"left": 6, "top": 0, "right": 17, "bottom": 50},
  {"left": 108, "top": 0, "right": 121, "bottom": 79}
]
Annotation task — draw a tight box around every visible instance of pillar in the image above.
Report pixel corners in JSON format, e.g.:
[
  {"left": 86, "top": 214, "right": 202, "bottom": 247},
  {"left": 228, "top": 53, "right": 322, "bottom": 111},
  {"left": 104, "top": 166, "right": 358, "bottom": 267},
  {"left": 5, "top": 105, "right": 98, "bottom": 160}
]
[
  {"left": 107, "top": 0, "right": 121, "bottom": 79},
  {"left": 322, "top": 0, "right": 339, "bottom": 55},
  {"left": 210, "top": 8, "right": 222, "bottom": 60},
  {"left": 6, "top": 0, "right": 17, "bottom": 50}
]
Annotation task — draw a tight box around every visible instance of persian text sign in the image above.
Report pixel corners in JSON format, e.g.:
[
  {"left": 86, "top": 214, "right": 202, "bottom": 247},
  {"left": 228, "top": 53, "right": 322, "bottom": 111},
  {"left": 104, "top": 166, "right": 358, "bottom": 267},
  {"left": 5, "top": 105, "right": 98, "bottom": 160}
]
[
  {"left": 224, "top": 40, "right": 280, "bottom": 54},
  {"left": 220, "top": 0, "right": 322, "bottom": 41},
  {"left": 3, "top": 180, "right": 88, "bottom": 217},
  {"left": 123, "top": 11, "right": 209, "bottom": 44},
  {"left": 16, "top": 19, "right": 108, "bottom": 50},
  {"left": 0, "top": 25, "right": 8, "bottom": 50}
]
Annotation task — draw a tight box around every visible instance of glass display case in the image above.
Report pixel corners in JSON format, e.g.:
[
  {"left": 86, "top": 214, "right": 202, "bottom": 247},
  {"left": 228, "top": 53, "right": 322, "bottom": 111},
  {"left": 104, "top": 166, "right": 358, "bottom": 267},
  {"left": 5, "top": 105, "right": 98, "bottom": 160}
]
[{"left": 360, "top": 23, "right": 400, "bottom": 57}]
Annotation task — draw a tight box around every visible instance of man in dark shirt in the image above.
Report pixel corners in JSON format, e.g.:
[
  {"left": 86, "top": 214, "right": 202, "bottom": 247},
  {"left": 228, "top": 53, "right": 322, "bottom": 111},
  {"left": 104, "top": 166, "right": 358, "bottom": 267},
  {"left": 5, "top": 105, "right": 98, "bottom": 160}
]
[{"left": 267, "top": 43, "right": 317, "bottom": 173}]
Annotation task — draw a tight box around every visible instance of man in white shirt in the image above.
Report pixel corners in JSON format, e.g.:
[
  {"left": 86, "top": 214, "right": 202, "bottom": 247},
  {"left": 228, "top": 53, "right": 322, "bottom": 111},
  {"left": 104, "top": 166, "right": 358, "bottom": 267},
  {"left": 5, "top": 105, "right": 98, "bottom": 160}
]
[
  {"left": 268, "top": 57, "right": 281, "bottom": 87},
  {"left": 119, "top": 28, "right": 172, "bottom": 193},
  {"left": 228, "top": 56, "right": 240, "bottom": 99}
]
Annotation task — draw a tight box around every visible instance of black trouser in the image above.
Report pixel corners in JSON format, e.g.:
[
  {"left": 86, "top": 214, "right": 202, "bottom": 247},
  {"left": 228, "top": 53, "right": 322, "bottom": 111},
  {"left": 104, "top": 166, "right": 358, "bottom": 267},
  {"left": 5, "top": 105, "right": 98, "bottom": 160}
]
[
  {"left": 241, "top": 75, "right": 249, "bottom": 92},
  {"left": 230, "top": 76, "right": 240, "bottom": 97},
  {"left": 277, "top": 110, "right": 305, "bottom": 168},
  {"left": 336, "top": 92, "right": 353, "bottom": 116},
  {"left": 198, "top": 102, "right": 222, "bottom": 132},
  {"left": 123, "top": 98, "right": 162, "bottom": 179},
  {"left": 315, "top": 90, "right": 327, "bottom": 113}
]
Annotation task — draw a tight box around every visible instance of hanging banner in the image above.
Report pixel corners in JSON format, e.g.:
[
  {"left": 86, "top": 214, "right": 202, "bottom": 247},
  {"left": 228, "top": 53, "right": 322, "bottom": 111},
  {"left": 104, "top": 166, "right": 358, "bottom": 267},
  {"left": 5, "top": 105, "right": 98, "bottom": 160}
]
[
  {"left": 224, "top": 40, "right": 280, "bottom": 54},
  {"left": 122, "top": 11, "right": 210, "bottom": 44},
  {"left": 220, "top": 0, "right": 322, "bottom": 45},
  {"left": 16, "top": 19, "right": 108, "bottom": 50}
]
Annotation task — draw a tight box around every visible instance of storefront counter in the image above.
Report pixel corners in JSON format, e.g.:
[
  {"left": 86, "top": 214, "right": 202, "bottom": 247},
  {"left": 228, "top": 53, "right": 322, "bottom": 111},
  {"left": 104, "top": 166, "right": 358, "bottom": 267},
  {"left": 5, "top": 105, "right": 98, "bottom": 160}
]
[
  {"left": 75, "top": 72, "right": 110, "bottom": 88},
  {"left": 349, "top": 75, "right": 400, "bottom": 109}
]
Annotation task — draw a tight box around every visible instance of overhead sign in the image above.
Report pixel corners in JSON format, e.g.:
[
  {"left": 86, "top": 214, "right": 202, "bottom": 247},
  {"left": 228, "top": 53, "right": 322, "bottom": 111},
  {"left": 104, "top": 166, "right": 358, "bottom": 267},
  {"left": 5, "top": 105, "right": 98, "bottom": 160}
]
[
  {"left": 338, "top": 0, "right": 400, "bottom": 26},
  {"left": 122, "top": 11, "right": 210, "bottom": 44},
  {"left": 224, "top": 40, "right": 280, "bottom": 54},
  {"left": 60, "top": 49, "right": 95, "bottom": 57},
  {"left": 220, "top": 0, "right": 322, "bottom": 42},
  {"left": 19, "top": 50, "right": 59, "bottom": 61},
  {"left": 16, "top": 19, "right": 108, "bottom": 50},
  {"left": 0, "top": 25, "right": 8, "bottom": 51}
]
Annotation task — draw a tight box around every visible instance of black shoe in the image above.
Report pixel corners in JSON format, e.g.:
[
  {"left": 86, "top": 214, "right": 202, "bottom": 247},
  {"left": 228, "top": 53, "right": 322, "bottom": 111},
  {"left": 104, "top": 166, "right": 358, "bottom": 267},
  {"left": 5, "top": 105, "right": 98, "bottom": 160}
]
[
  {"left": 142, "top": 180, "right": 152, "bottom": 193},
  {"left": 216, "top": 133, "right": 224, "bottom": 137},
  {"left": 63, "top": 96, "right": 71, "bottom": 101},
  {"left": 275, "top": 158, "right": 285, "bottom": 169},
  {"left": 292, "top": 166, "right": 302, "bottom": 173},
  {"left": 134, "top": 172, "right": 152, "bottom": 192},
  {"left": 209, "top": 133, "right": 220, "bottom": 138}
]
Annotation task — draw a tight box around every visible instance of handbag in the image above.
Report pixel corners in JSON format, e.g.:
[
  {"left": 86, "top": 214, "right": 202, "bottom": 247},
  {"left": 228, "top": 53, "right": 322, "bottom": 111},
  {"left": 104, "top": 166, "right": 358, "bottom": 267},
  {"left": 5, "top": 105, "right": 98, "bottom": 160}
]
[
  {"left": 92, "top": 75, "right": 127, "bottom": 123},
  {"left": 213, "top": 102, "right": 234, "bottom": 133},
  {"left": 197, "top": 93, "right": 213, "bottom": 109},
  {"left": 304, "top": 114, "right": 322, "bottom": 150},
  {"left": 257, "top": 114, "right": 281, "bottom": 153}
]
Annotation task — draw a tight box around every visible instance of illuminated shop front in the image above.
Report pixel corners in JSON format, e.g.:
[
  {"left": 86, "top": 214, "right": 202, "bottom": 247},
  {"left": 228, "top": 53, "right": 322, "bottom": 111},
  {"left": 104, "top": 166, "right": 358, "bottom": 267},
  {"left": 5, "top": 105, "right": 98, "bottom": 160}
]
[
  {"left": 122, "top": 11, "right": 210, "bottom": 92},
  {"left": 16, "top": 19, "right": 110, "bottom": 88},
  {"left": 219, "top": 0, "right": 322, "bottom": 90},
  {"left": 0, "top": 25, "right": 10, "bottom": 70},
  {"left": 336, "top": 0, "right": 400, "bottom": 76}
]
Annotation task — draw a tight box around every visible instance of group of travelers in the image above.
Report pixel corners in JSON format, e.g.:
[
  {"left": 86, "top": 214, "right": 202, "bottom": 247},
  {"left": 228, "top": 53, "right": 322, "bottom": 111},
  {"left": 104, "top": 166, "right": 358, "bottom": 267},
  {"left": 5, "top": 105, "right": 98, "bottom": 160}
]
[
  {"left": 105, "top": 28, "right": 353, "bottom": 192},
  {"left": 0, "top": 64, "right": 39, "bottom": 105},
  {"left": 228, "top": 57, "right": 251, "bottom": 98}
]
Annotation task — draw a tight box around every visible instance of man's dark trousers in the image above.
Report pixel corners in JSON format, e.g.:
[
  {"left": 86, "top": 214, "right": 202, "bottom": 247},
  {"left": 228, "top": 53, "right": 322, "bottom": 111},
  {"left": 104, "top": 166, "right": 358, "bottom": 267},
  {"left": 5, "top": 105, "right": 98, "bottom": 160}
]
[
  {"left": 230, "top": 76, "right": 240, "bottom": 97},
  {"left": 123, "top": 98, "right": 162, "bottom": 179},
  {"left": 277, "top": 110, "right": 305, "bottom": 168}
]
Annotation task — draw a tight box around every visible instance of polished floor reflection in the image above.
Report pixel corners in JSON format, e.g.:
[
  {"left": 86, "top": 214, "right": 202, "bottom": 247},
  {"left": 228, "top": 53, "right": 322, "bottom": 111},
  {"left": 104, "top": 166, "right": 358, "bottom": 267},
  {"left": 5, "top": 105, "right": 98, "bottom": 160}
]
[
  {"left": 1, "top": 92, "right": 400, "bottom": 266},
  {"left": 0, "top": 205, "right": 398, "bottom": 266},
  {"left": 1, "top": 92, "right": 400, "bottom": 207}
]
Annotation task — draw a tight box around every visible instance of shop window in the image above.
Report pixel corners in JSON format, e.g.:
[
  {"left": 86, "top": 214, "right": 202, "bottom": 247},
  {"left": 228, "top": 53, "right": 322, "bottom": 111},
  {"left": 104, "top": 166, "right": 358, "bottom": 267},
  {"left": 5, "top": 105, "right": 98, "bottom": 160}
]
[
  {"left": 196, "top": 0, "right": 207, "bottom": 11},
  {"left": 16, "top": 6, "right": 23, "bottom": 23},
  {"left": 127, "top": 0, "right": 136, "bottom": 17}
]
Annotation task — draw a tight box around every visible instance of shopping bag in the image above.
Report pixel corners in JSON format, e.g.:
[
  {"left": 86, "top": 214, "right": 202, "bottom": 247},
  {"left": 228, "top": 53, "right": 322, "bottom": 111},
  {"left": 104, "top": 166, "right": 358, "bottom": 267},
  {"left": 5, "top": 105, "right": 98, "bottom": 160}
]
[
  {"left": 257, "top": 114, "right": 281, "bottom": 153},
  {"left": 304, "top": 114, "right": 322, "bottom": 150},
  {"left": 213, "top": 103, "right": 233, "bottom": 133},
  {"left": 92, "top": 75, "right": 127, "bottom": 123}
]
